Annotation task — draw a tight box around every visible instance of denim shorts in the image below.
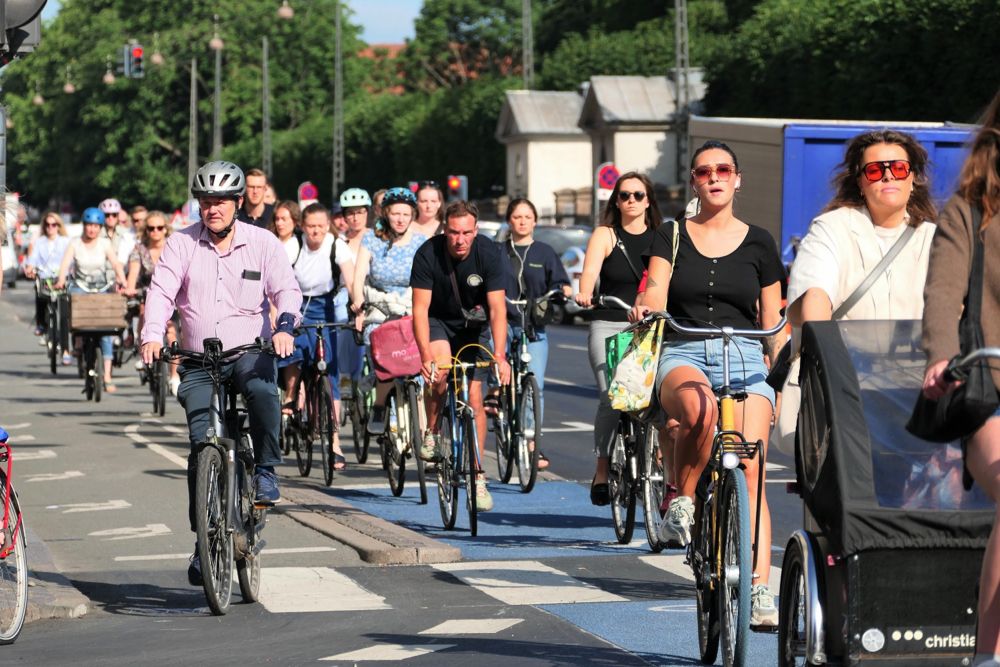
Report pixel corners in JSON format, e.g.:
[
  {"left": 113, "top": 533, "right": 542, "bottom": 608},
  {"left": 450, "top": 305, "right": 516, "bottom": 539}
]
[{"left": 654, "top": 336, "right": 775, "bottom": 410}]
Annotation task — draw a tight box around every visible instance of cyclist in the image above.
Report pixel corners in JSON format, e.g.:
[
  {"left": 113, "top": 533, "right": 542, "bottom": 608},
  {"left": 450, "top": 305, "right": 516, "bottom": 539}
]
[
  {"left": 337, "top": 188, "right": 371, "bottom": 386},
  {"left": 412, "top": 181, "right": 445, "bottom": 238},
  {"left": 54, "top": 207, "right": 128, "bottom": 390},
  {"left": 278, "top": 202, "right": 353, "bottom": 469},
  {"left": 24, "top": 212, "right": 70, "bottom": 340},
  {"left": 351, "top": 187, "right": 427, "bottom": 434},
  {"left": 99, "top": 198, "right": 135, "bottom": 267},
  {"left": 631, "top": 141, "right": 785, "bottom": 627},
  {"left": 411, "top": 200, "right": 511, "bottom": 512},
  {"left": 124, "top": 211, "right": 181, "bottom": 394},
  {"left": 238, "top": 168, "right": 274, "bottom": 229},
  {"left": 140, "top": 160, "right": 301, "bottom": 586},
  {"left": 494, "top": 197, "right": 572, "bottom": 470},
  {"left": 575, "top": 171, "right": 660, "bottom": 506}
]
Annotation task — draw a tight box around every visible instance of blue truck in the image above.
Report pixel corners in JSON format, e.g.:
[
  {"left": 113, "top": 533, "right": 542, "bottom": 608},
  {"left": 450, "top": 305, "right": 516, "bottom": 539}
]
[{"left": 688, "top": 116, "right": 973, "bottom": 263}]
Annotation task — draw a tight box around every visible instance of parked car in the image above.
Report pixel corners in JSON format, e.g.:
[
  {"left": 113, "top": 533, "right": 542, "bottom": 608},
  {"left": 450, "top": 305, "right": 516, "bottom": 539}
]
[{"left": 495, "top": 223, "right": 593, "bottom": 323}]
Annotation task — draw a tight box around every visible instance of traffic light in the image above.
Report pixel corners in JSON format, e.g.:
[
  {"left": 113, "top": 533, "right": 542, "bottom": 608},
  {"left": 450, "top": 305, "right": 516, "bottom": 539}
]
[
  {"left": 407, "top": 181, "right": 419, "bottom": 194},
  {"left": 446, "top": 175, "right": 468, "bottom": 201},
  {"left": 128, "top": 43, "right": 144, "bottom": 78}
]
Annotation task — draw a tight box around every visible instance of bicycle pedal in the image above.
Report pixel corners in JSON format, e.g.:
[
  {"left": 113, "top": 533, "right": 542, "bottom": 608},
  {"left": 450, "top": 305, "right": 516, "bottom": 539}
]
[
  {"left": 750, "top": 624, "right": 779, "bottom": 634},
  {"left": 253, "top": 499, "right": 277, "bottom": 509}
]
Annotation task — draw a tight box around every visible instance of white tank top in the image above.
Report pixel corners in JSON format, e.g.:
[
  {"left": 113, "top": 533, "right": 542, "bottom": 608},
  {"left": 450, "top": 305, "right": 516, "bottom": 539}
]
[{"left": 72, "top": 237, "right": 112, "bottom": 283}]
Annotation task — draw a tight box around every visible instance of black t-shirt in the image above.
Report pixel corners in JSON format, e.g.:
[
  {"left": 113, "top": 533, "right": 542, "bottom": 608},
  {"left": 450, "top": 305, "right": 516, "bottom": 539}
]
[
  {"left": 410, "top": 235, "right": 506, "bottom": 330},
  {"left": 652, "top": 220, "right": 785, "bottom": 331},
  {"left": 593, "top": 224, "right": 656, "bottom": 322},
  {"left": 238, "top": 202, "right": 274, "bottom": 229}
]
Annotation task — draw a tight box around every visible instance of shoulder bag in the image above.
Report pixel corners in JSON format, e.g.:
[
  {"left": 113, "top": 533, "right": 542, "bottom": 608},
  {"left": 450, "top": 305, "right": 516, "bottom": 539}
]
[
  {"left": 445, "top": 250, "right": 487, "bottom": 327},
  {"left": 771, "top": 223, "right": 916, "bottom": 455},
  {"left": 906, "top": 205, "right": 999, "bottom": 445}
]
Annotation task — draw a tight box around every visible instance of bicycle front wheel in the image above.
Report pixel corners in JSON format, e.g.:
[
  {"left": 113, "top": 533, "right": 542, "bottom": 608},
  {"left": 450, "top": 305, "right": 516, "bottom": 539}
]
[
  {"left": 695, "top": 489, "right": 721, "bottom": 664},
  {"left": 436, "top": 414, "right": 458, "bottom": 530},
  {"left": 47, "top": 306, "right": 58, "bottom": 376},
  {"left": 493, "top": 384, "right": 514, "bottom": 483},
  {"left": 719, "top": 469, "right": 752, "bottom": 666},
  {"left": 157, "top": 360, "right": 169, "bottom": 416},
  {"left": 195, "top": 446, "right": 233, "bottom": 615},
  {"left": 385, "top": 391, "right": 406, "bottom": 497},
  {"left": 319, "top": 381, "right": 335, "bottom": 487},
  {"left": 641, "top": 426, "right": 665, "bottom": 553},
  {"left": 0, "top": 471, "right": 27, "bottom": 644},
  {"left": 609, "top": 432, "right": 635, "bottom": 544},
  {"left": 464, "top": 412, "right": 478, "bottom": 537},
  {"left": 349, "top": 385, "right": 370, "bottom": 464},
  {"left": 93, "top": 348, "right": 104, "bottom": 403},
  {"left": 516, "top": 375, "right": 542, "bottom": 493},
  {"left": 407, "top": 385, "right": 428, "bottom": 505}
]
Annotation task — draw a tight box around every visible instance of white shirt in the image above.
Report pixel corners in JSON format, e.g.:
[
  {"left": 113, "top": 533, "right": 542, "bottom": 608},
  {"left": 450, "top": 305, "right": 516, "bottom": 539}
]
[
  {"left": 294, "top": 234, "right": 351, "bottom": 297},
  {"left": 281, "top": 236, "right": 300, "bottom": 266}
]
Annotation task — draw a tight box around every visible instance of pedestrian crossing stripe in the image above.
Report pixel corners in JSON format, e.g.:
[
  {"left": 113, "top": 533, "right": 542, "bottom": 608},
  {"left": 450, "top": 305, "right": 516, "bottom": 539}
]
[
  {"left": 419, "top": 618, "right": 524, "bottom": 635},
  {"left": 259, "top": 567, "right": 389, "bottom": 613},
  {"left": 432, "top": 560, "right": 627, "bottom": 606},
  {"left": 320, "top": 643, "right": 456, "bottom": 662}
]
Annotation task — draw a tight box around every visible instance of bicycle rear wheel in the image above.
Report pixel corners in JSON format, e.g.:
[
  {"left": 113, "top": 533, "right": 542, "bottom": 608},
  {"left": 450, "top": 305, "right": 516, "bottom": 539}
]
[
  {"left": 385, "top": 391, "right": 406, "bottom": 497},
  {"left": 778, "top": 537, "right": 808, "bottom": 667},
  {"left": 157, "top": 360, "right": 169, "bottom": 416},
  {"left": 0, "top": 471, "right": 27, "bottom": 644},
  {"left": 641, "top": 426, "right": 665, "bottom": 552},
  {"left": 719, "top": 469, "right": 752, "bottom": 666},
  {"left": 695, "top": 490, "right": 721, "bottom": 664},
  {"left": 464, "top": 412, "right": 478, "bottom": 537},
  {"left": 436, "top": 414, "right": 458, "bottom": 530},
  {"left": 195, "top": 446, "right": 233, "bottom": 615},
  {"left": 319, "top": 381, "right": 335, "bottom": 487},
  {"left": 293, "top": 416, "right": 311, "bottom": 477},
  {"left": 236, "top": 469, "right": 262, "bottom": 604},
  {"left": 493, "top": 384, "right": 514, "bottom": 483},
  {"left": 516, "top": 375, "right": 541, "bottom": 493},
  {"left": 47, "top": 306, "right": 58, "bottom": 376},
  {"left": 609, "top": 431, "right": 635, "bottom": 544},
  {"left": 349, "top": 384, "right": 370, "bottom": 464},
  {"left": 407, "top": 385, "right": 428, "bottom": 505},
  {"left": 93, "top": 348, "right": 104, "bottom": 403}
]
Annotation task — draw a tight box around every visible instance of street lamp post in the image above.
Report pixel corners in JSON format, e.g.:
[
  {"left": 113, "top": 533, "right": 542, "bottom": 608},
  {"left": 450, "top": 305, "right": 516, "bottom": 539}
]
[
  {"left": 188, "top": 57, "right": 199, "bottom": 191},
  {"left": 210, "top": 15, "right": 224, "bottom": 160},
  {"left": 262, "top": 36, "right": 272, "bottom": 179},
  {"left": 332, "top": 0, "right": 344, "bottom": 198},
  {"left": 522, "top": 0, "right": 534, "bottom": 89}
]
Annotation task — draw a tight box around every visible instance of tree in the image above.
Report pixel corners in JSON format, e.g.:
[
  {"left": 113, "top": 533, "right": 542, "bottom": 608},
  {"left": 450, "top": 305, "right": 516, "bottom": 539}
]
[{"left": 703, "top": 0, "right": 1000, "bottom": 122}]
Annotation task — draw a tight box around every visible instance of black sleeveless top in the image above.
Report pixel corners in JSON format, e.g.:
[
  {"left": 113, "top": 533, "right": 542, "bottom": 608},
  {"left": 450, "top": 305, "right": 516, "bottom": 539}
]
[{"left": 594, "top": 224, "right": 655, "bottom": 322}]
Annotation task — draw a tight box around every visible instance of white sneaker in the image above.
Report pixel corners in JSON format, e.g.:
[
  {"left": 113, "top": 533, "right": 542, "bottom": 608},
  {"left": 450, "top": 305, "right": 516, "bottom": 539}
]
[
  {"left": 420, "top": 431, "right": 439, "bottom": 462},
  {"left": 169, "top": 376, "right": 181, "bottom": 396},
  {"left": 658, "top": 496, "right": 695, "bottom": 547},
  {"left": 475, "top": 476, "right": 494, "bottom": 512},
  {"left": 751, "top": 584, "right": 778, "bottom": 627}
]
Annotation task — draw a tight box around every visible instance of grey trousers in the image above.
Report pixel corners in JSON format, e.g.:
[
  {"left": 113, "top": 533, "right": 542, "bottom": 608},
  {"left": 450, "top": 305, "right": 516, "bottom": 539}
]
[{"left": 588, "top": 319, "right": 628, "bottom": 458}]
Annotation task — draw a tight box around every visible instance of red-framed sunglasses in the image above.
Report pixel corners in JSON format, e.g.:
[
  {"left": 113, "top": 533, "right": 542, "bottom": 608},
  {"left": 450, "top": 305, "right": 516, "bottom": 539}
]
[{"left": 861, "top": 159, "right": 911, "bottom": 183}]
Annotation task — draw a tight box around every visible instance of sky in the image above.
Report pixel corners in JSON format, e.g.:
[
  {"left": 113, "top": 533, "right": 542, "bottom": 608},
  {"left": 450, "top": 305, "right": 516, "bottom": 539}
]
[{"left": 41, "top": 1, "right": 421, "bottom": 44}]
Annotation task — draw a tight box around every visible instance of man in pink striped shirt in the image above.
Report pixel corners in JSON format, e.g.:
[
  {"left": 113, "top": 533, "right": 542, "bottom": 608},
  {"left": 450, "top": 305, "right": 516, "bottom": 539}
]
[{"left": 141, "top": 161, "right": 301, "bottom": 586}]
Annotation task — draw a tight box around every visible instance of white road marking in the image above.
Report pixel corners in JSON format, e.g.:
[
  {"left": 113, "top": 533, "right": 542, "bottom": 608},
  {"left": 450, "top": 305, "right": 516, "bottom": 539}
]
[
  {"left": 259, "top": 567, "right": 389, "bottom": 613},
  {"left": 11, "top": 434, "right": 35, "bottom": 442},
  {"left": 26, "top": 470, "right": 84, "bottom": 482},
  {"left": 89, "top": 523, "right": 171, "bottom": 541},
  {"left": 47, "top": 499, "right": 132, "bottom": 513},
  {"left": 320, "top": 644, "right": 455, "bottom": 662},
  {"left": 433, "top": 560, "right": 627, "bottom": 606},
  {"left": 114, "top": 546, "right": 339, "bottom": 562},
  {"left": 765, "top": 478, "right": 795, "bottom": 484},
  {"left": 556, "top": 343, "right": 588, "bottom": 352},
  {"left": 125, "top": 423, "right": 187, "bottom": 470},
  {"left": 545, "top": 377, "right": 582, "bottom": 387},
  {"left": 3, "top": 423, "right": 30, "bottom": 430},
  {"left": 766, "top": 461, "right": 787, "bottom": 471},
  {"left": 15, "top": 448, "right": 56, "bottom": 460},
  {"left": 544, "top": 421, "right": 594, "bottom": 433},
  {"left": 419, "top": 618, "right": 524, "bottom": 635}
]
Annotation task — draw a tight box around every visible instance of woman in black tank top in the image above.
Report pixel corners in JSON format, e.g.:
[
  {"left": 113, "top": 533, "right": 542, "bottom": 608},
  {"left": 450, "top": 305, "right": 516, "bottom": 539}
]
[{"left": 574, "top": 172, "right": 661, "bottom": 505}]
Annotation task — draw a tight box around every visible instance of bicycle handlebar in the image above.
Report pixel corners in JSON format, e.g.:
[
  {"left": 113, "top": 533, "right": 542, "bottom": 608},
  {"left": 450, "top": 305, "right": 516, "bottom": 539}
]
[
  {"left": 505, "top": 288, "right": 565, "bottom": 308},
  {"left": 594, "top": 295, "right": 631, "bottom": 310},
  {"left": 293, "top": 321, "right": 357, "bottom": 334},
  {"left": 162, "top": 338, "right": 274, "bottom": 364},
  {"left": 628, "top": 311, "right": 787, "bottom": 339},
  {"left": 944, "top": 347, "right": 1000, "bottom": 382}
]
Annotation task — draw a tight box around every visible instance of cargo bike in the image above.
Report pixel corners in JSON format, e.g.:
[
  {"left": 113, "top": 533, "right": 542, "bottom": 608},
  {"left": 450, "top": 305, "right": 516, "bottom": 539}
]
[
  {"left": 67, "top": 287, "right": 127, "bottom": 402},
  {"left": 779, "top": 320, "right": 993, "bottom": 666}
]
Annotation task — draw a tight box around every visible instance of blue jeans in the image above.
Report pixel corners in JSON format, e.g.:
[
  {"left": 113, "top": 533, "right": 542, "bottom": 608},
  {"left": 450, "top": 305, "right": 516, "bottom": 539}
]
[
  {"left": 510, "top": 326, "right": 549, "bottom": 430},
  {"left": 177, "top": 351, "right": 281, "bottom": 532},
  {"left": 279, "top": 293, "right": 339, "bottom": 398},
  {"left": 334, "top": 288, "right": 365, "bottom": 382}
]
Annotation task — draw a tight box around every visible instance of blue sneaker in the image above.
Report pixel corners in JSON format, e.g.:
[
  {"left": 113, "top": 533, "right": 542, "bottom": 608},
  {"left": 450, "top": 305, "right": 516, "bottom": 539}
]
[{"left": 254, "top": 467, "right": 280, "bottom": 505}]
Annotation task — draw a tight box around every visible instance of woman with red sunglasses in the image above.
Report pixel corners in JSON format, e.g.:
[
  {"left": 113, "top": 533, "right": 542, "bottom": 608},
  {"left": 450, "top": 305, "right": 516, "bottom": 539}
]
[{"left": 780, "top": 131, "right": 938, "bottom": 451}]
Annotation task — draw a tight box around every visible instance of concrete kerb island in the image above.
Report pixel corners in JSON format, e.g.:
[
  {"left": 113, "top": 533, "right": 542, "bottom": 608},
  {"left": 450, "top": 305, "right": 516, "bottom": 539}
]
[
  {"left": 278, "top": 481, "right": 461, "bottom": 565},
  {"left": 25, "top": 526, "right": 89, "bottom": 623}
]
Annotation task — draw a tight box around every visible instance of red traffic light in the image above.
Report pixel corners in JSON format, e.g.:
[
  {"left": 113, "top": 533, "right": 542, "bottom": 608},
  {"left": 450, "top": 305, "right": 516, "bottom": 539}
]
[
  {"left": 132, "top": 46, "right": 143, "bottom": 58},
  {"left": 447, "top": 176, "right": 461, "bottom": 191}
]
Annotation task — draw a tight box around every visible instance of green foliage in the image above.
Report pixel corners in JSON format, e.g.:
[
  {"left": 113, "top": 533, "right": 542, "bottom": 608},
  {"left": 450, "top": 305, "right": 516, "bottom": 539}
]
[{"left": 704, "top": 0, "right": 1000, "bottom": 121}]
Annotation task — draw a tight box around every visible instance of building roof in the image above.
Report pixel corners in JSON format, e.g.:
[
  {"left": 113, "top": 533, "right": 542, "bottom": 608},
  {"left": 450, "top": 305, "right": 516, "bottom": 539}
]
[
  {"left": 495, "top": 90, "right": 586, "bottom": 142},
  {"left": 578, "top": 72, "right": 707, "bottom": 130}
]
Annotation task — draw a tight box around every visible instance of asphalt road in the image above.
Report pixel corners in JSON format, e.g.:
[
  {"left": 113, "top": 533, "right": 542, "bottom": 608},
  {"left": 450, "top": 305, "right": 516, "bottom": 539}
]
[{"left": 0, "top": 282, "right": 803, "bottom": 666}]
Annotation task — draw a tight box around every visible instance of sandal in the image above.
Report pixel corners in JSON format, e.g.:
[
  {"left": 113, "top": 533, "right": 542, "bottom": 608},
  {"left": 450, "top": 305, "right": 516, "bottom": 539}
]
[
  {"left": 483, "top": 393, "right": 501, "bottom": 417},
  {"left": 590, "top": 476, "right": 610, "bottom": 506},
  {"left": 281, "top": 401, "right": 295, "bottom": 416},
  {"left": 528, "top": 441, "right": 549, "bottom": 470},
  {"left": 333, "top": 453, "right": 347, "bottom": 471},
  {"left": 104, "top": 383, "right": 118, "bottom": 393}
]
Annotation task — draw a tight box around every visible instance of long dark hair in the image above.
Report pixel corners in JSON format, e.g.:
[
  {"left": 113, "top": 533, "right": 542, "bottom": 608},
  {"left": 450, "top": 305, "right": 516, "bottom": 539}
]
[
  {"left": 504, "top": 197, "right": 538, "bottom": 222},
  {"left": 599, "top": 171, "right": 662, "bottom": 230},
  {"left": 823, "top": 129, "right": 936, "bottom": 225},
  {"left": 957, "top": 90, "right": 1000, "bottom": 229}
]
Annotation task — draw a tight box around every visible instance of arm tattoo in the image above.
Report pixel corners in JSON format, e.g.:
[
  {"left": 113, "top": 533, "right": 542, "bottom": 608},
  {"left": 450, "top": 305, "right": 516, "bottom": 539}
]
[{"left": 645, "top": 276, "right": 658, "bottom": 288}]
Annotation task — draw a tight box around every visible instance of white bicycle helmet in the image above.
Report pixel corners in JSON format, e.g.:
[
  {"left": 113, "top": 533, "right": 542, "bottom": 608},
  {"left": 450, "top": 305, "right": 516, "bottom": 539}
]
[
  {"left": 191, "top": 161, "right": 246, "bottom": 198},
  {"left": 339, "top": 188, "right": 371, "bottom": 208},
  {"left": 99, "top": 198, "right": 122, "bottom": 214}
]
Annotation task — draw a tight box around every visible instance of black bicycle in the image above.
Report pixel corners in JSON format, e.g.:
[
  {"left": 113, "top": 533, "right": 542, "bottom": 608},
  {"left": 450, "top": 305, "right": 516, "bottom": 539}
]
[
  {"left": 162, "top": 338, "right": 273, "bottom": 616},
  {"left": 36, "top": 277, "right": 66, "bottom": 376}
]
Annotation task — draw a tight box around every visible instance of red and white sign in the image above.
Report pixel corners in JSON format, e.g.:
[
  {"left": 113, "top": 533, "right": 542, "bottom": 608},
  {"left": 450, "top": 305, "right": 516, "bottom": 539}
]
[
  {"left": 297, "top": 181, "right": 319, "bottom": 207},
  {"left": 596, "top": 162, "right": 620, "bottom": 201}
]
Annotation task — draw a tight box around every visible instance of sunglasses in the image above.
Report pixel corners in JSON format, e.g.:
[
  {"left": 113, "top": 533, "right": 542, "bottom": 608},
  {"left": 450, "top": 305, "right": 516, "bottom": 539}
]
[
  {"left": 418, "top": 180, "right": 439, "bottom": 189},
  {"left": 691, "top": 163, "right": 736, "bottom": 184},
  {"left": 147, "top": 225, "right": 166, "bottom": 231},
  {"left": 861, "top": 159, "right": 911, "bottom": 183},
  {"left": 44, "top": 222, "right": 60, "bottom": 228},
  {"left": 618, "top": 190, "right": 646, "bottom": 202}
]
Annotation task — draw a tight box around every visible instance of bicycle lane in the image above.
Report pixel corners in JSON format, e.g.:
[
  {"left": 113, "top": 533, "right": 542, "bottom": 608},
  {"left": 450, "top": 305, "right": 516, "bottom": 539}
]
[{"left": 312, "top": 477, "right": 781, "bottom": 666}]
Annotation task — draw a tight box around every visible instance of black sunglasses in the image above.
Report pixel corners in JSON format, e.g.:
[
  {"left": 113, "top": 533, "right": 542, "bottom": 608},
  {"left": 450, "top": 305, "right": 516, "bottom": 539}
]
[
  {"left": 418, "top": 180, "right": 439, "bottom": 189},
  {"left": 618, "top": 190, "right": 646, "bottom": 202}
]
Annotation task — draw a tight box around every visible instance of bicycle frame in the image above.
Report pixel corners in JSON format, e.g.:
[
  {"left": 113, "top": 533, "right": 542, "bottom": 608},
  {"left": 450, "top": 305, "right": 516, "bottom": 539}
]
[{"left": 0, "top": 442, "right": 22, "bottom": 559}]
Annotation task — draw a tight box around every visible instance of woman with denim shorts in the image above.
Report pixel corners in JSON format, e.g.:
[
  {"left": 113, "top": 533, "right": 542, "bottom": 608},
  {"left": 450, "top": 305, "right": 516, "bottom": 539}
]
[{"left": 632, "top": 140, "right": 786, "bottom": 628}]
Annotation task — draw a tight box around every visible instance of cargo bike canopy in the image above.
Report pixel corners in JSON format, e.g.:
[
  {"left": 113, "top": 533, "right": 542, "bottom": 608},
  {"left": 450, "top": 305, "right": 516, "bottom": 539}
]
[{"left": 796, "top": 320, "right": 993, "bottom": 555}]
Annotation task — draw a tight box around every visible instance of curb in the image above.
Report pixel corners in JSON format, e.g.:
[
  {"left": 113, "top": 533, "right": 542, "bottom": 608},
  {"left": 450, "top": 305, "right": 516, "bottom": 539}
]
[
  {"left": 24, "top": 525, "right": 89, "bottom": 623},
  {"left": 278, "top": 481, "right": 461, "bottom": 566}
]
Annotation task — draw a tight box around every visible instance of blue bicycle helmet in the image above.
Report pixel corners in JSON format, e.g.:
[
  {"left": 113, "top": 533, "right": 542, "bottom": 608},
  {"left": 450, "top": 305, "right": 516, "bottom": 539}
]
[
  {"left": 82, "top": 207, "right": 106, "bottom": 225},
  {"left": 381, "top": 187, "right": 417, "bottom": 209}
]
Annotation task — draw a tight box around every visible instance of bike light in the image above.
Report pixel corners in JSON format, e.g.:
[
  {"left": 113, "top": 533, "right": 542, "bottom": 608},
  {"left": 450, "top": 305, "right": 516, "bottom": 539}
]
[
  {"left": 317, "top": 359, "right": 327, "bottom": 372},
  {"left": 520, "top": 351, "right": 532, "bottom": 363},
  {"left": 722, "top": 452, "right": 740, "bottom": 470}
]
